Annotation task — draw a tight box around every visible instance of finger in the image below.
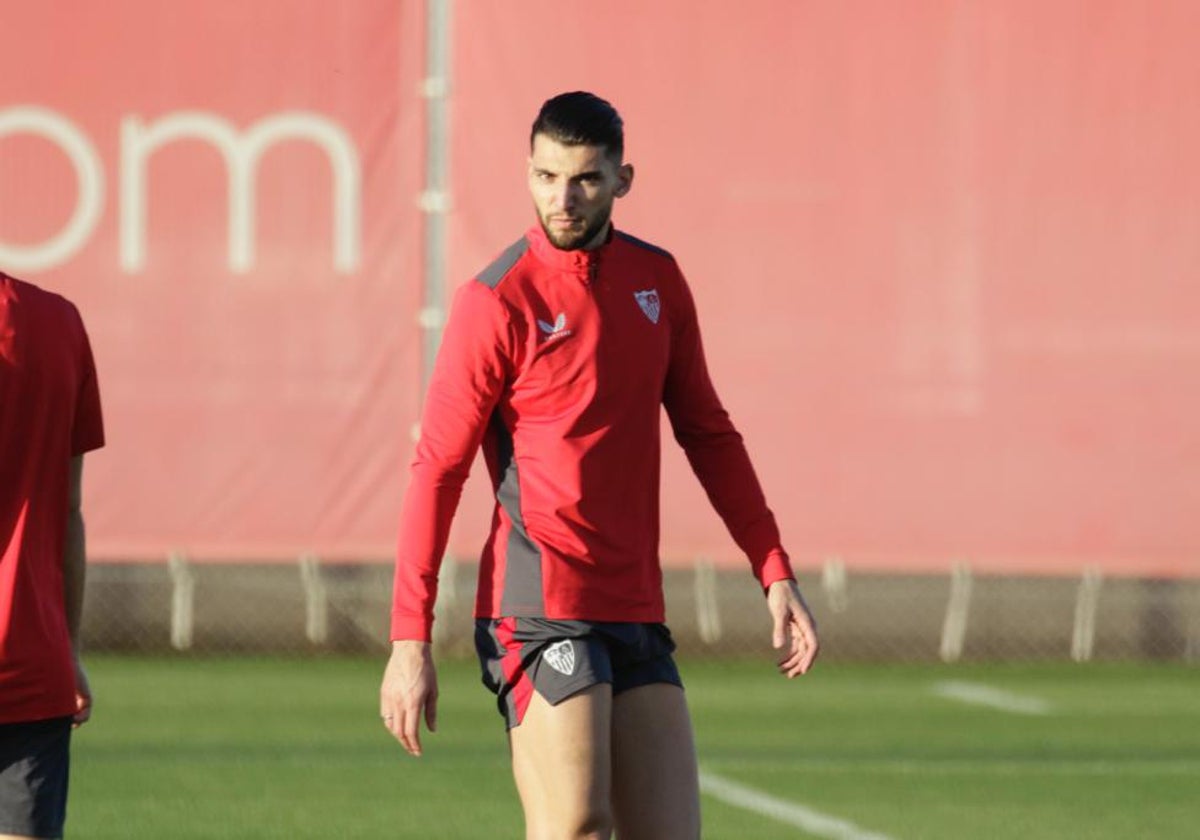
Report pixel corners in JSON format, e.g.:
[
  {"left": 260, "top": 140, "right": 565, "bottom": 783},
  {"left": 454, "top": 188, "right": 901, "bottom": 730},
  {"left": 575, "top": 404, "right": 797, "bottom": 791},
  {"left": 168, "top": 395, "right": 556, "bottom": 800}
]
[
  {"left": 425, "top": 691, "right": 438, "bottom": 733},
  {"left": 401, "top": 706, "right": 423, "bottom": 757},
  {"left": 776, "top": 628, "right": 803, "bottom": 667},
  {"left": 777, "top": 621, "right": 817, "bottom": 677},
  {"left": 787, "top": 633, "right": 820, "bottom": 677},
  {"left": 771, "top": 607, "right": 787, "bottom": 649},
  {"left": 380, "top": 706, "right": 397, "bottom": 735},
  {"left": 778, "top": 645, "right": 806, "bottom": 675},
  {"left": 788, "top": 643, "right": 819, "bottom": 677},
  {"left": 72, "top": 693, "right": 92, "bottom": 728}
]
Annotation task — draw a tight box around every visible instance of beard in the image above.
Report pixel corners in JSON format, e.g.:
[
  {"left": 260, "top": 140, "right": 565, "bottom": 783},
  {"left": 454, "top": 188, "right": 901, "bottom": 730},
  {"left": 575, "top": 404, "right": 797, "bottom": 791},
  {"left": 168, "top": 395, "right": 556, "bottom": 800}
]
[{"left": 538, "top": 204, "right": 613, "bottom": 251}]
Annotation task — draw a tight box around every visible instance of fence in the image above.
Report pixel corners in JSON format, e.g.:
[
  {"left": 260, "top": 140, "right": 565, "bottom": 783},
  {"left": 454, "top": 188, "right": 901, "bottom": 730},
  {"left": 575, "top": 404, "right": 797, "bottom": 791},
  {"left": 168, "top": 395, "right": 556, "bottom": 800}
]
[{"left": 81, "top": 558, "right": 1200, "bottom": 662}]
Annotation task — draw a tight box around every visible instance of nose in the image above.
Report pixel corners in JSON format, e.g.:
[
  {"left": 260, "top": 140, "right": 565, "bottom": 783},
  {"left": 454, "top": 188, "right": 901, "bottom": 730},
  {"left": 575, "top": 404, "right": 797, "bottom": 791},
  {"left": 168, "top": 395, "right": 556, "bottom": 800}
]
[{"left": 554, "top": 181, "right": 580, "bottom": 213}]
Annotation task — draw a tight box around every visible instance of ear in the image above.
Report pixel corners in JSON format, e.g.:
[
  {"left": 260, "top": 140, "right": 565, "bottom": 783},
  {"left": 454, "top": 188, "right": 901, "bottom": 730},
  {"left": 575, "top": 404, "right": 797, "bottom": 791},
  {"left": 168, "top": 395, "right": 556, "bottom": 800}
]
[{"left": 613, "top": 162, "right": 634, "bottom": 198}]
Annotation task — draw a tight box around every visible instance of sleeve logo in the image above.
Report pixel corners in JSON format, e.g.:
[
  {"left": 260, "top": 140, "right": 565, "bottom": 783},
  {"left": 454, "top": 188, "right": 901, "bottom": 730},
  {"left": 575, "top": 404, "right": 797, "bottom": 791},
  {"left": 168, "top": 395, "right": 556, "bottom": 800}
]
[
  {"left": 536, "top": 312, "right": 571, "bottom": 342},
  {"left": 633, "top": 289, "right": 661, "bottom": 324}
]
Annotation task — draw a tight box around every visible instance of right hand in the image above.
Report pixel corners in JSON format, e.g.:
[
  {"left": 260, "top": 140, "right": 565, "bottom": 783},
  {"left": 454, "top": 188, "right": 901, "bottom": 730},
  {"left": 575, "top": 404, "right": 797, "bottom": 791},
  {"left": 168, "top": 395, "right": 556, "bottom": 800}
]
[
  {"left": 380, "top": 640, "right": 438, "bottom": 756},
  {"left": 72, "top": 657, "right": 93, "bottom": 728}
]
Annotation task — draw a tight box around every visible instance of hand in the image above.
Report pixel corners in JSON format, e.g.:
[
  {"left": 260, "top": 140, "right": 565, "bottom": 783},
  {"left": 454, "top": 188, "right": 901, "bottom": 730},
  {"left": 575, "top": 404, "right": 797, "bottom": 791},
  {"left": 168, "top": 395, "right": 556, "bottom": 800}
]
[
  {"left": 767, "top": 579, "right": 819, "bottom": 678},
  {"left": 72, "top": 657, "right": 93, "bottom": 728},
  {"left": 380, "top": 640, "right": 438, "bottom": 756}
]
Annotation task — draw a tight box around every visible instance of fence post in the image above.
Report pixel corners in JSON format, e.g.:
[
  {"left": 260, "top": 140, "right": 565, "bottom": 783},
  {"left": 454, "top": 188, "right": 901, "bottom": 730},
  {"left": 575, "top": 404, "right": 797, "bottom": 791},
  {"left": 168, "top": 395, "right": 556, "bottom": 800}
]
[
  {"left": 1188, "top": 578, "right": 1200, "bottom": 663},
  {"left": 432, "top": 554, "right": 457, "bottom": 649},
  {"left": 299, "top": 553, "right": 329, "bottom": 645},
  {"left": 694, "top": 557, "right": 722, "bottom": 645},
  {"left": 1071, "top": 566, "right": 1103, "bottom": 662},
  {"left": 940, "top": 562, "right": 972, "bottom": 662},
  {"left": 821, "top": 556, "right": 849, "bottom": 613},
  {"left": 167, "top": 550, "right": 194, "bottom": 651}
]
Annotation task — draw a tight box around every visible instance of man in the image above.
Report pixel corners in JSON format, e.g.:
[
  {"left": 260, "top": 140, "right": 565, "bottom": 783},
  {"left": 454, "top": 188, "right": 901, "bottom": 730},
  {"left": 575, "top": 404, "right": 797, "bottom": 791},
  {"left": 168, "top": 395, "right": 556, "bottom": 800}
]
[
  {"left": 1, "top": 273, "right": 103, "bottom": 840},
  {"left": 380, "top": 91, "right": 818, "bottom": 839}
]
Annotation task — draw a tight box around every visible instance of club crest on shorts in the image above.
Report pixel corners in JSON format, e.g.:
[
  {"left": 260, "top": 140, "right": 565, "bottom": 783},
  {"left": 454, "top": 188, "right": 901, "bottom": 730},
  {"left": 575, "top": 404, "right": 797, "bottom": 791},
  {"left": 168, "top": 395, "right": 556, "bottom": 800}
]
[
  {"left": 542, "top": 640, "right": 576, "bottom": 676},
  {"left": 634, "top": 289, "right": 661, "bottom": 324}
]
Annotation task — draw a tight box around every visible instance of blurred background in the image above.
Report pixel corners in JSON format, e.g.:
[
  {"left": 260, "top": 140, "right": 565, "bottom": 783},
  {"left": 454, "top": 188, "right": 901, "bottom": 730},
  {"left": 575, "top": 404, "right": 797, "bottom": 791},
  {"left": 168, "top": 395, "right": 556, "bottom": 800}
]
[{"left": 3, "top": 0, "right": 1197, "bottom": 661}]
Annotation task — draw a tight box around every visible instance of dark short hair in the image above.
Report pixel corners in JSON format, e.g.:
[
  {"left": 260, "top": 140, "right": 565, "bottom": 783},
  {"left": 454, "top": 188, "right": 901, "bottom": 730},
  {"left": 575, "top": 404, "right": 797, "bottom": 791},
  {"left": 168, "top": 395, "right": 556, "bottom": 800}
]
[{"left": 530, "top": 92, "right": 624, "bottom": 160}]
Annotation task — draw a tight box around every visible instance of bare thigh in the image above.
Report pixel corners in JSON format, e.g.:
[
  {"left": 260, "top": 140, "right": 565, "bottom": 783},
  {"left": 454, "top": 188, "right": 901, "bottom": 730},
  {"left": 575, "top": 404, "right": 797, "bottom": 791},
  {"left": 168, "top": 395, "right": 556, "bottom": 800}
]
[
  {"left": 509, "top": 683, "right": 614, "bottom": 840},
  {"left": 611, "top": 683, "right": 701, "bottom": 840}
]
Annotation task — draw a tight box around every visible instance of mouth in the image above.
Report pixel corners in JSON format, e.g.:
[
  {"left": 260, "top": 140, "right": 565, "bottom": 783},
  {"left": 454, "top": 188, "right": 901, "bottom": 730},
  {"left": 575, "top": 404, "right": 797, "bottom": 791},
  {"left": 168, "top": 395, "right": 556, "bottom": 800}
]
[{"left": 548, "top": 216, "right": 582, "bottom": 229}]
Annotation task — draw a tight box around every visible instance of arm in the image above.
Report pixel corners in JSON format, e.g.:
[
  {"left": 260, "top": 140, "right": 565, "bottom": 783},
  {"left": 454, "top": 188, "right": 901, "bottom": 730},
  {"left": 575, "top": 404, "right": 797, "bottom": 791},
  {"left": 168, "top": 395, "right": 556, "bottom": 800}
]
[
  {"left": 64, "top": 455, "right": 93, "bottom": 725},
  {"left": 381, "top": 281, "right": 513, "bottom": 754},
  {"left": 64, "top": 303, "right": 104, "bottom": 724},
  {"left": 662, "top": 274, "right": 818, "bottom": 675}
]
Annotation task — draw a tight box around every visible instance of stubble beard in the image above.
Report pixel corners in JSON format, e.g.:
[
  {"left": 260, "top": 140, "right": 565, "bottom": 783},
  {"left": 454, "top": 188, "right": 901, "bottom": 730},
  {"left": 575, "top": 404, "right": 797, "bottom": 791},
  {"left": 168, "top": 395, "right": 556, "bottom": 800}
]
[{"left": 538, "top": 205, "right": 613, "bottom": 251}]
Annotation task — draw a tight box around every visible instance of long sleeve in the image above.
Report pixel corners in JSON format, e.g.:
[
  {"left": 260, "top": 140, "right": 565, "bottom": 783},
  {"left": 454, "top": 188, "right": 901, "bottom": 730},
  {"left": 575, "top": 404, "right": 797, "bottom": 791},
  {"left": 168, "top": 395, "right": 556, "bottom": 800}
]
[
  {"left": 390, "top": 281, "right": 513, "bottom": 641},
  {"left": 661, "top": 273, "right": 794, "bottom": 590}
]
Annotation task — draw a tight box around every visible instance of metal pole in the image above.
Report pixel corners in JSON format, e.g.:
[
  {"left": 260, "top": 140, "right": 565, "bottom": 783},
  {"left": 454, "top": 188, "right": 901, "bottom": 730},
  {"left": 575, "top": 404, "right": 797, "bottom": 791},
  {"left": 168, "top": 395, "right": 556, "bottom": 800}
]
[
  {"left": 419, "top": 0, "right": 453, "bottom": 394},
  {"left": 1071, "top": 566, "right": 1103, "bottom": 662},
  {"left": 167, "top": 550, "right": 195, "bottom": 651},
  {"left": 299, "top": 553, "right": 329, "bottom": 646},
  {"left": 939, "top": 561, "right": 973, "bottom": 662}
]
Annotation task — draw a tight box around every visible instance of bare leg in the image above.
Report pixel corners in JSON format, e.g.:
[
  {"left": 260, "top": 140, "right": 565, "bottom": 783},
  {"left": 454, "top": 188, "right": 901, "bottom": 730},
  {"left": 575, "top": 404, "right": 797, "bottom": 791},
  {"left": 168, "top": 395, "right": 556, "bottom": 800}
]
[
  {"left": 509, "top": 684, "right": 614, "bottom": 840},
  {"left": 610, "top": 683, "right": 701, "bottom": 840}
]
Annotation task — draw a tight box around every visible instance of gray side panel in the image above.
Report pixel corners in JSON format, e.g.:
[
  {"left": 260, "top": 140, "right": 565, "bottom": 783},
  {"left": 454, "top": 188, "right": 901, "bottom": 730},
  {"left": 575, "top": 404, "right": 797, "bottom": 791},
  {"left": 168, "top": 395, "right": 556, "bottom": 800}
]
[
  {"left": 490, "top": 411, "right": 545, "bottom": 616},
  {"left": 615, "top": 230, "right": 674, "bottom": 261},
  {"left": 476, "top": 237, "right": 529, "bottom": 290}
]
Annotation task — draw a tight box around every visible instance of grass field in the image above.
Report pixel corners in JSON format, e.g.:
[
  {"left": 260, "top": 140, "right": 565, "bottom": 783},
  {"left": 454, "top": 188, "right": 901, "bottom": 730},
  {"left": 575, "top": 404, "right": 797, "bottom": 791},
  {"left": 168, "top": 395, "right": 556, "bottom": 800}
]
[{"left": 69, "top": 656, "right": 1199, "bottom": 839}]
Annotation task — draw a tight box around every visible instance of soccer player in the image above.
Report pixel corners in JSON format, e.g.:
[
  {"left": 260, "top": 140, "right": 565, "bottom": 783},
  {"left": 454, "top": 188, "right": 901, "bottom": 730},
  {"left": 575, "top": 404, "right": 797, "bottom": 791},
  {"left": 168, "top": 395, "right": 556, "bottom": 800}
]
[
  {"left": 1, "top": 273, "right": 103, "bottom": 840},
  {"left": 380, "top": 91, "right": 818, "bottom": 839}
]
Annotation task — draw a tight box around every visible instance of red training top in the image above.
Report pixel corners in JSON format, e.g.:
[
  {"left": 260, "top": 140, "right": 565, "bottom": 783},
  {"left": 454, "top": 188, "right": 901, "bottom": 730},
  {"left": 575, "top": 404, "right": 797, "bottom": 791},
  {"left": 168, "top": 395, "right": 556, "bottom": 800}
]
[
  {"left": 390, "top": 226, "right": 793, "bottom": 641},
  {"left": 1, "top": 274, "right": 105, "bottom": 724}
]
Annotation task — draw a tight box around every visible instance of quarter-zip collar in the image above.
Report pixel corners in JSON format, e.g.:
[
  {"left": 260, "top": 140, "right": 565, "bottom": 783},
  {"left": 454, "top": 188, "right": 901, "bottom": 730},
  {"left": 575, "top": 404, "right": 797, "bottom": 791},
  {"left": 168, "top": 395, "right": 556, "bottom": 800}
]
[{"left": 525, "top": 223, "right": 612, "bottom": 284}]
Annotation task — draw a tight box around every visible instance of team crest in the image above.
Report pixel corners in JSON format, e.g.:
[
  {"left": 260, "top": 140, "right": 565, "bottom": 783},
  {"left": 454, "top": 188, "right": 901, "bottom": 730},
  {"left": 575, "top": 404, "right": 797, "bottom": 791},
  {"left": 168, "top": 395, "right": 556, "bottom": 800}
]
[
  {"left": 634, "top": 289, "right": 661, "bottom": 324},
  {"left": 542, "top": 640, "right": 576, "bottom": 676}
]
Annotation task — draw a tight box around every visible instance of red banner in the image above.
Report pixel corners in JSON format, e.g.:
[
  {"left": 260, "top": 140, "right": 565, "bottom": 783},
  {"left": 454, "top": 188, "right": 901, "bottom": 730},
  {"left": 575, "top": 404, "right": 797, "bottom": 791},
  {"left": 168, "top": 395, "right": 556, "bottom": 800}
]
[
  {"left": 3, "top": 2, "right": 1197, "bottom": 577},
  {"left": 1, "top": 1, "right": 425, "bottom": 558}
]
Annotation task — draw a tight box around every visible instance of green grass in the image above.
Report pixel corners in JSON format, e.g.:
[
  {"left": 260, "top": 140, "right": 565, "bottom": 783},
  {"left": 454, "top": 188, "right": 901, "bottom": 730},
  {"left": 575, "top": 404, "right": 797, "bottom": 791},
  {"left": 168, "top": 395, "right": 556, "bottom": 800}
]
[{"left": 70, "top": 657, "right": 1199, "bottom": 838}]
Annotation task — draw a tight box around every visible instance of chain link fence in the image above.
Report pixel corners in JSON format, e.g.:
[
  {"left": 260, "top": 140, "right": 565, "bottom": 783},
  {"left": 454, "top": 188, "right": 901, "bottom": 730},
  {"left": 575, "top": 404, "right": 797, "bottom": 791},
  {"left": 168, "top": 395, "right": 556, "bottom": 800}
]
[{"left": 81, "top": 557, "right": 1200, "bottom": 662}]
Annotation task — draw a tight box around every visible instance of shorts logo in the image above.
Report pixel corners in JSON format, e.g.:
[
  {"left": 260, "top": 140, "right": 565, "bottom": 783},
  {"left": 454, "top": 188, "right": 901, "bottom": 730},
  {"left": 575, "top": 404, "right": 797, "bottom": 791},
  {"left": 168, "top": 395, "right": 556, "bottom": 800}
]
[
  {"left": 634, "top": 289, "right": 660, "bottom": 324},
  {"left": 542, "top": 640, "right": 576, "bottom": 676}
]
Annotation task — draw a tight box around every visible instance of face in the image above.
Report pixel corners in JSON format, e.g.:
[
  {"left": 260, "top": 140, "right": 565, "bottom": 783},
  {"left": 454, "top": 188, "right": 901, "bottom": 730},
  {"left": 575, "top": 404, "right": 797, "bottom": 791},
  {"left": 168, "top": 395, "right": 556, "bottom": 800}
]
[{"left": 528, "top": 133, "right": 633, "bottom": 251}]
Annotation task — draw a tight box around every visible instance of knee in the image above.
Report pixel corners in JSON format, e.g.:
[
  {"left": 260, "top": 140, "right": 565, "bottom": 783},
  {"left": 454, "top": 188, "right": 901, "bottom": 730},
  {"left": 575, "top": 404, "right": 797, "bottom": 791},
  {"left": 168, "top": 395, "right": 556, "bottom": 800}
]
[
  {"left": 528, "top": 805, "right": 613, "bottom": 840},
  {"left": 575, "top": 807, "right": 614, "bottom": 840}
]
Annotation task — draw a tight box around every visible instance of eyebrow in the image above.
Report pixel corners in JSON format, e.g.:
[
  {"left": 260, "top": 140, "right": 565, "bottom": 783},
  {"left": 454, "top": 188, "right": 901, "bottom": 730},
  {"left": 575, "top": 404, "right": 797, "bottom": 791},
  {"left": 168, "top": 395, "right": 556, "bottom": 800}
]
[{"left": 533, "top": 167, "right": 605, "bottom": 181}]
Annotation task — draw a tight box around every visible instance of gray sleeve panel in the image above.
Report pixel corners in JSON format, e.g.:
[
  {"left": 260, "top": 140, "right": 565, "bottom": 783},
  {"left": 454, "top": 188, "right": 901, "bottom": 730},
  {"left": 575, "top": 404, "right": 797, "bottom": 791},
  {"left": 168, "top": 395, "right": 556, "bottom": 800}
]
[
  {"left": 614, "top": 230, "right": 674, "bottom": 261},
  {"left": 475, "top": 237, "right": 530, "bottom": 290}
]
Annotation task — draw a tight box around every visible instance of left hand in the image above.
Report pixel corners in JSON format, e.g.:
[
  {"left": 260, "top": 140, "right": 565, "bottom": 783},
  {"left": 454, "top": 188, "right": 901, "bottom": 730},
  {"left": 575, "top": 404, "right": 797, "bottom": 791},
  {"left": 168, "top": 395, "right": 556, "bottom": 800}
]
[
  {"left": 72, "top": 657, "right": 93, "bottom": 728},
  {"left": 767, "top": 579, "right": 819, "bottom": 678}
]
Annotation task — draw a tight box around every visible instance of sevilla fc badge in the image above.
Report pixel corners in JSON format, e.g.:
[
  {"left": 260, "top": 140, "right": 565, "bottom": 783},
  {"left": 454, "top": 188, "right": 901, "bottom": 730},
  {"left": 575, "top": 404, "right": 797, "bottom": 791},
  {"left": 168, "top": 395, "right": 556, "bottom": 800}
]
[
  {"left": 634, "top": 289, "right": 661, "bottom": 324},
  {"left": 542, "top": 640, "right": 576, "bottom": 676}
]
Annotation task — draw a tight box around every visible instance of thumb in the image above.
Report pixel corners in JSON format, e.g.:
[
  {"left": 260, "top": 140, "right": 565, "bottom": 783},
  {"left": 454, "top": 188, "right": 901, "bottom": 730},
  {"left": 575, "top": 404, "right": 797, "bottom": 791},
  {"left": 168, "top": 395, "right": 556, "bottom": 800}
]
[
  {"left": 771, "top": 606, "right": 786, "bottom": 649},
  {"left": 425, "top": 693, "right": 438, "bottom": 733}
]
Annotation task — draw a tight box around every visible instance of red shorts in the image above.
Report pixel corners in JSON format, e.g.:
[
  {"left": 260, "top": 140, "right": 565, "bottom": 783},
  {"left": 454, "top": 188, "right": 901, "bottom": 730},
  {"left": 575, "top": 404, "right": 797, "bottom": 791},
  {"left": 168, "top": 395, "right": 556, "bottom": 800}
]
[{"left": 474, "top": 618, "right": 682, "bottom": 729}]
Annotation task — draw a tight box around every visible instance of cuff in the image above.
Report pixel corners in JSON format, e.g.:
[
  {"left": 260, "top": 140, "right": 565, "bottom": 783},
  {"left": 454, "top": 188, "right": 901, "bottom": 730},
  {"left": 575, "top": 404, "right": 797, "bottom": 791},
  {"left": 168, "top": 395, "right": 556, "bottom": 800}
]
[
  {"left": 390, "top": 613, "right": 433, "bottom": 643},
  {"left": 755, "top": 548, "right": 795, "bottom": 591}
]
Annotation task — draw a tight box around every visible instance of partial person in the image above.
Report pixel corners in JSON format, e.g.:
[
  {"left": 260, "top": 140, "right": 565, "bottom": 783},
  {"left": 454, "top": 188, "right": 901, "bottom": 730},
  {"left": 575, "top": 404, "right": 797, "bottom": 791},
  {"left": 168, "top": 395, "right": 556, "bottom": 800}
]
[
  {"left": 1, "top": 272, "right": 104, "bottom": 840},
  {"left": 380, "top": 91, "right": 818, "bottom": 840}
]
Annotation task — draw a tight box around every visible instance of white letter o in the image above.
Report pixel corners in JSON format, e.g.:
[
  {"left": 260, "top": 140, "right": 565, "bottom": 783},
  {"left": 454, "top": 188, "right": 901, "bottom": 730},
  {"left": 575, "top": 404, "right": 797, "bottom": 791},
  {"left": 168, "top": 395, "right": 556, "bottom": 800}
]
[{"left": 0, "top": 107, "right": 105, "bottom": 272}]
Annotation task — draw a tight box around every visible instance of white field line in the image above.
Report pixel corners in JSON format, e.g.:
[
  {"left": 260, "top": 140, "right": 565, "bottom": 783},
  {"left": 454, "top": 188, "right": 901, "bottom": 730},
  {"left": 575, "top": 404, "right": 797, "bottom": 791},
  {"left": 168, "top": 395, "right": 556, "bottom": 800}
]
[
  {"left": 703, "top": 758, "right": 1200, "bottom": 776},
  {"left": 932, "top": 680, "right": 1051, "bottom": 715},
  {"left": 699, "top": 771, "right": 896, "bottom": 840}
]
